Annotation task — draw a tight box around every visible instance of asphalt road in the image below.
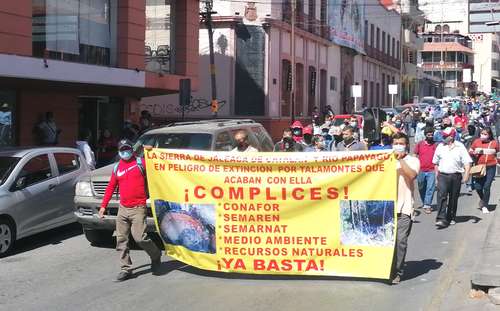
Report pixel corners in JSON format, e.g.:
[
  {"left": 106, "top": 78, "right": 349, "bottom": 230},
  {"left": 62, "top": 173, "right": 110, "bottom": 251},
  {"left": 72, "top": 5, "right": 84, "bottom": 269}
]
[{"left": 1, "top": 178, "right": 499, "bottom": 311}]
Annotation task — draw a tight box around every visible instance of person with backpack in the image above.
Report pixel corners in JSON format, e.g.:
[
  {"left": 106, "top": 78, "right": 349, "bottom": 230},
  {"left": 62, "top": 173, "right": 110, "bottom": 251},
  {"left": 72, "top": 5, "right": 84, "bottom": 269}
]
[{"left": 98, "top": 139, "right": 161, "bottom": 282}]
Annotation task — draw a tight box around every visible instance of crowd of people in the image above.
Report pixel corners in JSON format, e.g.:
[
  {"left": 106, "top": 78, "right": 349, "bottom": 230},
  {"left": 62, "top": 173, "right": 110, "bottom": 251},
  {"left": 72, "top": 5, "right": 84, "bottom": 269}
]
[{"left": 234, "top": 98, "right": 500, "bottom": 284}]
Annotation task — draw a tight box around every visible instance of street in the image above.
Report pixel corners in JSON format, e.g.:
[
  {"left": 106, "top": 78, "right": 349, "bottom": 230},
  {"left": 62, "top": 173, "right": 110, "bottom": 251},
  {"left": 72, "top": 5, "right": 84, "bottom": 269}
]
[{"left": 1, "top": 178, "right": 498, "bottom": 311}]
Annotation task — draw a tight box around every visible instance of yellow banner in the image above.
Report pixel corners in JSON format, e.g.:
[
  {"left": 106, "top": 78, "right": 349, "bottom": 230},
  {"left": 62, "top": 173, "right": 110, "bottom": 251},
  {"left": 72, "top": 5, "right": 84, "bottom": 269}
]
[{"left": 145, "top": 149, "right": 397, "bottom": 279}]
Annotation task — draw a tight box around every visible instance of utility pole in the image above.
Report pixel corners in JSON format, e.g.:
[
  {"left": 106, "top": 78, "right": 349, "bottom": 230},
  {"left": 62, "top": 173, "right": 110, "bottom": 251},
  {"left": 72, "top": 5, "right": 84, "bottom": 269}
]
[
  {"left": 201, "top": 0, "right": 218, "bottom": 118},
  {"left": 291, "top": 0, "right": 296, "bottom": 122}
]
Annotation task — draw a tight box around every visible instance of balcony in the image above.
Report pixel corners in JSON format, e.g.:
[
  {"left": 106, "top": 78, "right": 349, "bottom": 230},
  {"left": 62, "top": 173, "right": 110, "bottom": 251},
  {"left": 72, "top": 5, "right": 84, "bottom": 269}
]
[
  {"left": 366, "top": 45, "right": 400, "bottom": 69},
  {"left": 422, "top": 62, "right": 472, "bottom": 71},
  {"left": 282, "top": 4, "right": 329, "bottom": 39}
]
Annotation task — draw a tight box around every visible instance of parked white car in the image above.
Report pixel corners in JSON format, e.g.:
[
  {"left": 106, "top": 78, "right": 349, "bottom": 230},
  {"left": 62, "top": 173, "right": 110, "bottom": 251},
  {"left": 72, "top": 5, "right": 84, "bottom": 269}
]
[{"left": 0, "top": 147, "right": 90, "bottom": 257}]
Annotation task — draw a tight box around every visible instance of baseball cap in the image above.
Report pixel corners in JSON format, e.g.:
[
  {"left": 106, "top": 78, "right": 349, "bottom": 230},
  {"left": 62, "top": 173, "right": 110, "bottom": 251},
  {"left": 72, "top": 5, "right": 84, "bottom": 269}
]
[
  {"left": 118, "top": 139, "right": 133, "bottom": 150},
  {"left": 303, "top": 126, "right": 313, "bottom": 135}
]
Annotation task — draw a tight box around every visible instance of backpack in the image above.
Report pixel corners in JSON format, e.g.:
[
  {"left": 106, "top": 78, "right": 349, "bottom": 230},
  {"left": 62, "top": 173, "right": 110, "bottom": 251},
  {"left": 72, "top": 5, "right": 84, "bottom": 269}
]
[{"left": 113, "top": 157, "right": 148, "bottom": 197}]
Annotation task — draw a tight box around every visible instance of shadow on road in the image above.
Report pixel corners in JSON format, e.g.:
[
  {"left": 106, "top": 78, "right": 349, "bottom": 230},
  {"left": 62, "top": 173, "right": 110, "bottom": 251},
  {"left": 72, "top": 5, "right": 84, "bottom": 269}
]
[
  {"left": 455, "top": 215, "right": 482, "bottom": 223},
  {"left": 6, "top": 223, "right": 83, "bottom": 258},
  {"left": 402, "top": 259, "right": 443, "bottom": 281},
  {"left": 136, "top": 259, "right": 394, "bottom": 284}
]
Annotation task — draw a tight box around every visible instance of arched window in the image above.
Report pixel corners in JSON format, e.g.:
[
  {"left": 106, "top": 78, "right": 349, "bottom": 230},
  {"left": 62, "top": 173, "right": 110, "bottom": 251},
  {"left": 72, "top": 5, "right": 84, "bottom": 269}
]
[
  {"left": 443, "top": 24, "right": 450, "bottom": 33},
  {"left": 435, "top": 25, "right": 441, "bottom": 33}
]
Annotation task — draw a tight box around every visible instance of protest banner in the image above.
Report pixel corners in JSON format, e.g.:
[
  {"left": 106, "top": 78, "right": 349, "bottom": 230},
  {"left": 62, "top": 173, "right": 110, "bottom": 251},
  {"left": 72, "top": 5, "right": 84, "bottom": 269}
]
[{"left": 145, "top": 149, "right": 397, "bottom": 279}]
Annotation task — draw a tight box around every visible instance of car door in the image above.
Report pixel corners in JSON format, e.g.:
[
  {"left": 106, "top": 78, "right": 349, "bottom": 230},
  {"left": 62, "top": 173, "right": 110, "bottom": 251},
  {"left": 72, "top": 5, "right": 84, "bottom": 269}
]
[
  {"left": 53, "top": 152, "right": 84, "bottom": 224},
  {"left": 13, "top": 153, "right": 61, "bottom": 238}
]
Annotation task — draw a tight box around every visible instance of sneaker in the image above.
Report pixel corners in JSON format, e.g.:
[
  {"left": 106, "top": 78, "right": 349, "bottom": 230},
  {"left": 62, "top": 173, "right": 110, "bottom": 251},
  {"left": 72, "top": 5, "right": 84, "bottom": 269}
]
[
  {"left": 115, "top": 270, "right": 131, "bottom": 282},
  {"left": 436, "top": 220, "right": 447, "bottom": 228},
  {"left": 424, "top": 206, "right": 432, "bottom": 214},
  {"left": 482, "top": 207, "right": 490, "bottom": 214},
  {"left": 151, "top": 257, "right": 162, "bottom": 275},
  {"left": 391, "top": 275, "right": 401, "bottom": 285},
  {"left": 478, "top": 200, "right": 484, "bottom": 210},
  {"left": 450, "top": 220, "right": 456, "bottom": 225}
]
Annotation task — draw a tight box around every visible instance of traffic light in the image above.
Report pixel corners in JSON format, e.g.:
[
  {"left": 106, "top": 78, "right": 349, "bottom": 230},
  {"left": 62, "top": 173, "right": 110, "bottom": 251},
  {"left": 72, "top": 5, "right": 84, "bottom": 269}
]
[{"left": 211, "top": 99, "right": 219, "bottom": 113}]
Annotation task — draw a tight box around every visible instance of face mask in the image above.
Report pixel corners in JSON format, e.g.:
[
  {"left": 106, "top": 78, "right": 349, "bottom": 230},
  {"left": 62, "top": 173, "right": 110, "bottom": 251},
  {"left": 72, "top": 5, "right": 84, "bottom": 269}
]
[
  {"left": 343, "top": 137, "right": 353, "bottom": 144},
  {"left": 444, "top": 136, "right": 454, "bottom": 144},
  {"left": 480, "top": 134, "right": 489, "bottom": 141},
  {"left": 393, "top": 144, "right": 406, "bottom": 153},
  {"left": 456, "top": 128, "right": 462, "bottom": 133},
  {"left": 350, "top": 122, "right": 357, "bottom": 127},
  {"left": 119, "top": 150, "right": 133, "bottom": 161},
  {"left": 293, "top": 129, "right": 301, "bottom": 136}
]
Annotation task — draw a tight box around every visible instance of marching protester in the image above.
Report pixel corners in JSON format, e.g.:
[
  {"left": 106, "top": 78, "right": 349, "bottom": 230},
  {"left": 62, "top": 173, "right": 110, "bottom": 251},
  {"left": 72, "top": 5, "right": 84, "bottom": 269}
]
[
  {"left": 290, "top": 120, "right": 305, "bottom": 144},
  {"left": 433, "top": 127, "right": 472, "bottom": 229},
  {"left": 469, "top": 127, "right": 499, "bottom": 213},
  {"left": 232, "top": 130, "right": 258, "bottom": 152},
  {"left": 414, "top": 127, "right": 438, "bottom": 214},
  {"left": 274, "top": 128, "right": 303, "bottom": 152},
  {"left": 99, "top": 139, "right": 162, "bottom": 281},
  {"left": 331, "top": 126, "right": 367, "bottom": 151},
  {"left": 392, "top": 132, "right": 420, "bottom": 285}
]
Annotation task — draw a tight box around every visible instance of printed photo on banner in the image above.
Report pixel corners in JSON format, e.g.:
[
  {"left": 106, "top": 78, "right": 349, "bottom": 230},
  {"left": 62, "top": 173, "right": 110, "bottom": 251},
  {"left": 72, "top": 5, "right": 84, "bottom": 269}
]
[
  {"left": 340, "top": 200, "right": 395, "bottom": 246},
  {"left": 154, "top": 200, "right": 217, "bottom": 254}
]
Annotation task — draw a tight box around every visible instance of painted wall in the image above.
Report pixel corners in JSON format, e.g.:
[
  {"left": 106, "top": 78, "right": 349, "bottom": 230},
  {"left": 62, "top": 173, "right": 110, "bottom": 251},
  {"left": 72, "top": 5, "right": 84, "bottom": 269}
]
[{"left": 141, "top": 27, "right": 234, "bottom": 118}]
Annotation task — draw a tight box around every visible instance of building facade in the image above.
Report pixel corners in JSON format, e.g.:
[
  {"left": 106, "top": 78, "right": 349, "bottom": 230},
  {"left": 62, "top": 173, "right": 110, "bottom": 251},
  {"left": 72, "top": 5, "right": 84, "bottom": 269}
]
[
  {"left": 0, "top": 0, "right": 199, "bottom": 147},
  {"left": 471, "top": 33, "right": 500, "bottom": 95},
  {"left": 353, "top": 0, "right": 401, "bottom": 109},
  {"left": 141, "top": 0, "right": 342, "bottom": 139},
  {"left": 419, "top": 31, "right": 474, "bottom": 97}
]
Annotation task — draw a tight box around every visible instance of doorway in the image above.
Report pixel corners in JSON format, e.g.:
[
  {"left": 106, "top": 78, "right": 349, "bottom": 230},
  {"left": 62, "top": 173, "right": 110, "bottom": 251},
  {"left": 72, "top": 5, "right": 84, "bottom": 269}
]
[{"left": 78, "top": 97, "right": 124, "bottom": 150}]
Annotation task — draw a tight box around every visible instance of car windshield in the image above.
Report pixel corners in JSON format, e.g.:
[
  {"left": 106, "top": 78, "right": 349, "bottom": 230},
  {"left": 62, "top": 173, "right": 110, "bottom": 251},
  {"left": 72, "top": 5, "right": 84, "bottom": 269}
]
[
  {"left": 0, "top": 156, "right": 20, "bottom": 186},
  {"left": 422, "top": 98, "right": 435, "bottom": 105},
  {"left": 135, "top": 133, "right": 213, "bottom": 153}
]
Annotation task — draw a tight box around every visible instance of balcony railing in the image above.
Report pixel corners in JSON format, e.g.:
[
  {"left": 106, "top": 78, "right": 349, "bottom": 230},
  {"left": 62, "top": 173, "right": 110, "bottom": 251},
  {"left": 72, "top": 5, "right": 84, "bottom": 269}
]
[
  {"left": 282, "top": 4, "right": 330, "bottom": 40},
  {"left": 422, "top": 62, "right": 472, "bottom": 70}
]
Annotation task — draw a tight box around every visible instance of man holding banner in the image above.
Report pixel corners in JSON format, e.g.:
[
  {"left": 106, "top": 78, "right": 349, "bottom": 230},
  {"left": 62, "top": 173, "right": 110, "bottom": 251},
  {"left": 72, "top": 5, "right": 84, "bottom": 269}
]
[{"left": 393, "top": 132, "right": 420, "bottom": 284}]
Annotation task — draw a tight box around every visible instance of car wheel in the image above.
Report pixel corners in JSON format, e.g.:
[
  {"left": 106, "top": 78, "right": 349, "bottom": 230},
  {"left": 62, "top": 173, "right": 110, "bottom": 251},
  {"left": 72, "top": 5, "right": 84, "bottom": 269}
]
[
  {"left": 83, "top": 228, "right": 114, "bottom": 246},
  {"left": 0, "top": 219, "right": 16, "bottom": 258}
]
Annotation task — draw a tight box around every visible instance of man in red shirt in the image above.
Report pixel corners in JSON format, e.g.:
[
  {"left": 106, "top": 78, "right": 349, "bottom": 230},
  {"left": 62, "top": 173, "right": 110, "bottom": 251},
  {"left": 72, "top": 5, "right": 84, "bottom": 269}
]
[
  {"left": 99, "top": 139, "right": 161, "bottom": 281},
  {"left": 414, "top": 127, "right": 438, "bottom": 214}
]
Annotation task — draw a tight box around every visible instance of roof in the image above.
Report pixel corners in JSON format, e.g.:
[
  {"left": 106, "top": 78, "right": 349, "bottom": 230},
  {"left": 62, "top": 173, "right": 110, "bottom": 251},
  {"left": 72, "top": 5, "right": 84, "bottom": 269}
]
[
  {"left": 422, "top": 42, "right": 474, "bottom": 53},
  {"left": 145, "top": 119, "right": 259, "bottom": 135},
  {"left": 0, "top": 147, "right": 79, "bottom": 158}
]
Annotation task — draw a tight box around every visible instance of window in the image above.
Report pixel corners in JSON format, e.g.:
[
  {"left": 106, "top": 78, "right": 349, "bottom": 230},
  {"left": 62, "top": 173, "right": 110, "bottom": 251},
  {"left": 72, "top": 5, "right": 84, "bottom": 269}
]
[
  {"left": 397, "top": 41, "right": 400, "bottom": 60},
  {"left": 156, "top": 133, "right": 212, "bottom": 150},
  {"left": 214, "top": 132, "right": 234, "bottom": 151},
  {"left": 17, "top": 155, "right": 52, "bottom": 188},
  {"left": 443, "top": 24, "right": 450, "bottom": 33},
  {"left": 251, "top": 127, "right": 274, "bottom": 152},
  {"left": 392, "top": 38, "right": 395, "bottom": 57},
  {"left": 382, "top": 31, "right": 386, "bottom": 53},
  {"left": 54, "top": 153, "right": 80, "bottom": 174},
  {"left": 0, "top": 90, "right": 15, "bottom": 147},
  {"left": 330, "top": 76, "right": 337, "bottom": 91},
  {"left": 435, "top": 25, "right": 441, "bottom": 33},
  {"left": 370, "top": 24, "right": 374, "bottom": 47},
  {"left": 32, "top": 0, "right": 114, "bottom": 66},
  {"left": 387, "top": 35, "right": 391, "bottom": 56},
  {"left": 376, "top": 28, "right": 380, "bottom": 50},
  {"left": 364, "top": 20, "right": 368, "bottom": 44},
  {"left": 146, "top": 0, "right": 174, "bottom": 74}
]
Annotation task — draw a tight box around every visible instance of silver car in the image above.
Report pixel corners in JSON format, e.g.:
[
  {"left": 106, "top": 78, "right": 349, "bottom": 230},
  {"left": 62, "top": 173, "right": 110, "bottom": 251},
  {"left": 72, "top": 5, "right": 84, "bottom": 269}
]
[{"left": 0, "top": 147, "right": 90, "bottom": 257}]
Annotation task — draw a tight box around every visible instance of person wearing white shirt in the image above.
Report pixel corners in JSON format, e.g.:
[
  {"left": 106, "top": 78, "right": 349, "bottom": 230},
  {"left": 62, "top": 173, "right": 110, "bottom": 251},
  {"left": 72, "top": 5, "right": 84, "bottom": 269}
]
[
  {"left": 231, "top": 130, "right": 258, "bottom": 152},
  {"left": 76, "top": 129, "right": 96, "bottom": 170},
  {"left": 391, "top": 132, "right": 420, "bottom": 285},
  {"left": 432, "top": 127, "right": 472, "bottom": 228}
]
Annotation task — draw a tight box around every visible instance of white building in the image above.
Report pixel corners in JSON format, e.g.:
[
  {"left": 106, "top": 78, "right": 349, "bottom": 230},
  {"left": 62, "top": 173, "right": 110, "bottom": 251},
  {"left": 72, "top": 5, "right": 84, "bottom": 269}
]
[
  {"left": 351, "top": 0, "right": 401, "bottom": 109},
  {"left": 141, "top": 1, "right": 341, "bottom": 138},
  {"left": 471, "top": 33, "right": 500, "bottom": 95}
]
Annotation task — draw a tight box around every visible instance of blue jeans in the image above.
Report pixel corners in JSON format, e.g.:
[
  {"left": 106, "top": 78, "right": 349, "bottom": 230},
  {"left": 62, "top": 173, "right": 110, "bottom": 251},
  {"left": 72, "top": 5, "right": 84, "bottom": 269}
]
[
  {"left": 473, "top": 166, "right": 496, "bottom": 207},
  {"left": 417, "top": 171, "right": 436, "bottom": 206}
]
